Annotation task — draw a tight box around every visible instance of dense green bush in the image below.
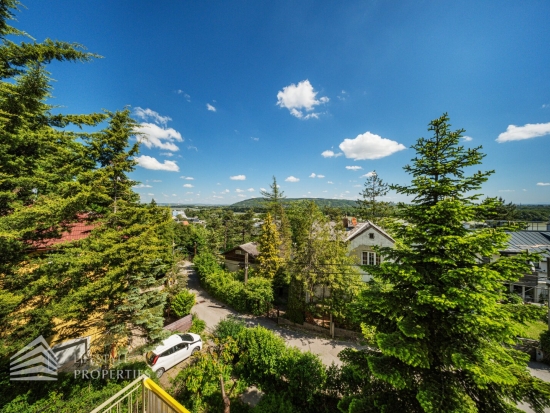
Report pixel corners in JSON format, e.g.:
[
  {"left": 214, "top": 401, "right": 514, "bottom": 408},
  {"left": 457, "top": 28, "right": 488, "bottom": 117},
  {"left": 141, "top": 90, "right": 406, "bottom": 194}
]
[
  {"left": 171, "top": 289, "right": 195, "bottom": 317},
  {"left": 214, "top": 316, "right": 247, "bottom": 341},
  {"left": 235, "top": 326, "right": 286, "bottom": 392},
  {"left": 189, "top": 315, "right": 206, "bottom": 335},
  {"left": 193, "top": 252, "right": 273, "bottom": 315},
  {"left": 251, "top": 393, "right": 296, "bottom": 413}
]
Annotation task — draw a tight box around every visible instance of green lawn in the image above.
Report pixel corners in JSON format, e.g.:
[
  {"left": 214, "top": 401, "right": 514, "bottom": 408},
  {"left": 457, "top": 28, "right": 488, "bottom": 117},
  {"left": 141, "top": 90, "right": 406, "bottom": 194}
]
[{"left": 518, "top": 320, "right": 548, "bottom": 340}]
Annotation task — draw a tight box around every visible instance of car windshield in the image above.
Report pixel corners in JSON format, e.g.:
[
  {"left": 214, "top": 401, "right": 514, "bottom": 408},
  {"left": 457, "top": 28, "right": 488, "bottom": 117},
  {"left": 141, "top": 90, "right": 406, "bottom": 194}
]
[
  {"left": 179, "top": 334, "right": 194, "bottom": 342},
  {"left": 145, "top": 351, "right": 157, "bottom": 365}
]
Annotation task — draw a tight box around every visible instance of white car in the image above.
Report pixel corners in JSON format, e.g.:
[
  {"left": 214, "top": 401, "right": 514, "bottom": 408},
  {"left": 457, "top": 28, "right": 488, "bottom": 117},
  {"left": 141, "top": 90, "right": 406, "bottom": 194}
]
[{"left": 146, "top": 333, "right": 202, "bottom": 378}]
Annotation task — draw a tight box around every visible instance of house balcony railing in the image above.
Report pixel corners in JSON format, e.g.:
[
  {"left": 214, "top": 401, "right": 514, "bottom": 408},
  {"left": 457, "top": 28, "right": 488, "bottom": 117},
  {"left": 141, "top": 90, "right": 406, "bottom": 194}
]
[{"left": 90, "top": 374, "right": 189, "bottom": 413}]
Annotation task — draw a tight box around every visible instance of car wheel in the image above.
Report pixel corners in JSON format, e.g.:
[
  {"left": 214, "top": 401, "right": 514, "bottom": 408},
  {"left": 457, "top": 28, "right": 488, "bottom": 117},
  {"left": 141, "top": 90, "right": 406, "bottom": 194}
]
[
  {"left": 191, "top": 347, "right": 199, "bottom": 355},
  {"left": 156, "top": 368, "right": 165, "bottom": 378}
]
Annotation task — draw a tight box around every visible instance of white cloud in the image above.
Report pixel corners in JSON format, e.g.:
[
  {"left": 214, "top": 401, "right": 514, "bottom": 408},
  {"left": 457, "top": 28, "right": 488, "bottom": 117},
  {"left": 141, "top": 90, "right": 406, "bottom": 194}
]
[
  {"left": 135, "top": 155, "right": 179, "bottom": 172},
  {"left": 346, "top": 166, "right": 363, "bottom": 171},
  {"left": 213, "top": 195, "right": 224, "bottom": 199},
  {"left": 183, "top": 184, "right": 194, "bottom": 188},
  {"left": 537, "top": 182, "right": 550, "bottom": 186},
  {"left": 147, "top": 193, "right": 154, "bottom": 196},
  {"left": 317, "top": 174, "right": 325, "bottom": 178},
  {"left": 236, "top": 189, "right": 245, "bottom": 193},
  {"left": 276, "top": 80, "right": 328, "bottom": 119},
  {"left": 133, "top": 107, "right": 171, "bottom": 126},
  {"left": 230, "top": 175, "right": 246, "bottom": 180},
  {"left": 135, "top": 123, "right": 183, "bottom": 151},
  {"left": 151, "top": 180, "right": 162, "bottom": 182},
  {"left": 172, "top": 194, "right": 177, "bottom": 197},
  {"left": 237, "top": 194, "right": 246, "bottom": 198},
  {"left": 327, "top": 181, "right": 334, "bottom": 184},
  {"left": 353, "top": 184, "right": 361, "bottom": 187},
  {"left": 176, "top": 91, "right": 191, "bottom": 102},
  {"left": 222, "top": 189, "right": 230, "bottom": 194},
  {"left": 133, "top": 183, "right": 152, "bottom": 188},
  {"left": 361, "top": 171, "right": 376, "bottom": 178},
  {"left": 260, "top": 187, "right": 266, "bottom": 192},
  {"left": 160, "top": 152, "right": 174, "bottom": 157},
  {"left": 498, "top": 189, "right": 515, "bottom": 192},
  {"left": 461, "top": 136, "right": 473, "bottom": 142},
  {"left": 251, "top": 137, "right": 259, "bottom": 141},
  {"left": 309, "top": 173, "right": 316, "bottom": 178},
  {"left": 285, "top": 176, "right": 300, "bottom": 182},
  {"left": 496, "top": 122, "right": 550, "bottom": 143},
  {"left": 321, "top": 150, "right": 343, "bottom": 158},
  {"left": 188, "top": 145, "right": 198, "bottom": 151},
  {"left": 180, "top": 176, "right": 194, "bottom": 180},
  {"left": 247, "top": 188, "right": 255, "bottom": 192},
  {"left": 339, "top": 131, "right": 406, "bottom": 160},
  {"left": 207, "top": 103, "right": 216, "bottom": 112}
]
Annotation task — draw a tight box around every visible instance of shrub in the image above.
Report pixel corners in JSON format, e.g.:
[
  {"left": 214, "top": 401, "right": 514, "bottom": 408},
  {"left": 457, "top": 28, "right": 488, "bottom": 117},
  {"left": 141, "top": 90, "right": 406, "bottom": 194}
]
[
  {"left": 189, "top": 315, "right": 206, "bottom": 335},
  {"left": 245, "top": 277, "right": 273, "bottom": 316},
  {"left": 193, "top": 251, "right": 221, "bottom": 282},
  {"left": 235, "top": 326, "right": 286, "bottom": 392},
  {"left": 171, "top": 289, "right": 195, "bottom": 318},
  {"left": 252, "top": 393, "right": 296, "bottom": 413},
  {"left": 214, "top": 316, "right": 247, "bottom": 341},
  {"left": 280, "top": 347, "right": 327, "bottom": 407}
]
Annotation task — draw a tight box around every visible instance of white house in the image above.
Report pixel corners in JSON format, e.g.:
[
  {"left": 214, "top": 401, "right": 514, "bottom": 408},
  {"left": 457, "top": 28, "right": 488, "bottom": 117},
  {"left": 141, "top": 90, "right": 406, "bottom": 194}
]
[{"left": 343, "top": 218, "right": 395, "bottom": 282}]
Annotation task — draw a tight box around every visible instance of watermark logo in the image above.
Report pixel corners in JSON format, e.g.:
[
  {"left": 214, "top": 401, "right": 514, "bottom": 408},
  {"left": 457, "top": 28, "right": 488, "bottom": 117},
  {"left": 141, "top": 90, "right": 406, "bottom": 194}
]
[{"left": 10, "top": 335, "right": 59, "bottom": 381}]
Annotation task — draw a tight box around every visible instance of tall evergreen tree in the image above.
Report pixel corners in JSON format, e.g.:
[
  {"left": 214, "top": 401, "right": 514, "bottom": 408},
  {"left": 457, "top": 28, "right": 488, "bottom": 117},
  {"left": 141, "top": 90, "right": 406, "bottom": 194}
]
[
  {"left": 356, "top": 170, "right": 391, "bottom": 224},
  {"left": 340, "top": 114, "right": 550, "bottom": 412},
  {"left": 257, "top": 213, "right": 282, "bottom": 279}
]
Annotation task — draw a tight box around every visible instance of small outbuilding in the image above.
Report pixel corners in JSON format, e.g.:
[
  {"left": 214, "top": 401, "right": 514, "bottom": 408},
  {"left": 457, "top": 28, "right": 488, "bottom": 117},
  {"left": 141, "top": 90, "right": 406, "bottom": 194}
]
[{"left": 222, "top": 242, "right": 259, "bottom": 272}]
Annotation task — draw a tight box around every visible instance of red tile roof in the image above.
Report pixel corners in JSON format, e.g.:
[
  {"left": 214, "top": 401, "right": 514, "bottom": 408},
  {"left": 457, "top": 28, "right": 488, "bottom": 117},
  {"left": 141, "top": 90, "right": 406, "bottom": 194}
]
[{"left": 29, "top": 216, "right": 98, "bottom": 250}]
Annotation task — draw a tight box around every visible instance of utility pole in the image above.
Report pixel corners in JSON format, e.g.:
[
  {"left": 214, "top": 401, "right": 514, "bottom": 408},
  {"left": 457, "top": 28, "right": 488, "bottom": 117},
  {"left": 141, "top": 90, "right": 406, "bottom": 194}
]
[{"left": 244, "top": 252, "right": 249, "bottom": 285}]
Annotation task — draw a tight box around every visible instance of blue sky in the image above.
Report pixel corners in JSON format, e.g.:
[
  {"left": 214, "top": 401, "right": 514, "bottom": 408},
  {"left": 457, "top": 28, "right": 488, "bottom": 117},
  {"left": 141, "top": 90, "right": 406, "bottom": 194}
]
[{"left": 22, "top": 0, "right": 550, "bottom": 204}]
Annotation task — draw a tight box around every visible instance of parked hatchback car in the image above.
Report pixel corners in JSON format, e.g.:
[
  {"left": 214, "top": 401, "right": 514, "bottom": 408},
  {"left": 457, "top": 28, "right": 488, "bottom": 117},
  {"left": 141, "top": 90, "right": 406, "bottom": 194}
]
[{"left": 146, "top": 333, "right": 202, "bottom": 378}]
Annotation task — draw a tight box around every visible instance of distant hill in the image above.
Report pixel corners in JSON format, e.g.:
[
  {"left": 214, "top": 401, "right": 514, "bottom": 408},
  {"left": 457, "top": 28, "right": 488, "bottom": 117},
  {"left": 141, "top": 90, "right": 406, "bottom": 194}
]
[{"left": 230, "top": 198, "right": 358, "bottom": 209}]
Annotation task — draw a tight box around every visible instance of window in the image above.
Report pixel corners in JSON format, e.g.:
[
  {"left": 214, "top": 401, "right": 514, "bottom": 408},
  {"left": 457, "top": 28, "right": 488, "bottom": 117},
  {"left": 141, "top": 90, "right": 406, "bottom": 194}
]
[
  {"left": 369, "top": 233, "right": 375, "bottom": 239},
  {"left": 236, "top": 250, "right": 243, "bottom": 255},
  {"left": 362, "top": 251, "right": 381, "bottom": 266}
]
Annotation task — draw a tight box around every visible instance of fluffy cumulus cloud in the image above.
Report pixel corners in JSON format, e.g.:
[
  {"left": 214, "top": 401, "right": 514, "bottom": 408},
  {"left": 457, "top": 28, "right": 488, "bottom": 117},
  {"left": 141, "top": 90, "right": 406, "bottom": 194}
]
[
  {"left": 285, "top": 176, "right": 300, "bottom": 182},
  {"left": 133, "top": 107, "right": 171, "bottom": 126},
  {"left": 346, "top": 166, "right": 362, "bottom": 171},
  {"left": 135, "top": 155, "right": 179, "bottom": 172},
  {"left": 361, "top": 171, "right": 376, "bottom": 178},
  {"left": 461, "top": 136, "right": 473, "bottom": 142},
  {"left": 206, "top": 103, "right": 216, "bottom": 112},
  {"left": 496, "top": 122, "right": 550, "bottom": 143},
  {"left": 183, "top": 184, "right": 194, "bottom": 188},
  {"left": 537, "top": 182, "right": 550, "bottom": 186},
  {"left": 180, "top": 176, "right": 194, "bottom": 180},
  {"left": 247, "top": 188, "right": 255, "bottom": 192},
  {"left": 339, "top": 131, "right": 406, "bottom": 160},
  {"left": 135, "top": 123, "right": 183, "bottom": 151},
  {"left": 321, "top": 150, "right": 343, "bottom": 158},
  {"left": 309, "top": 173, "right": 326, "bottom": 179},
  {"left": 277, "top": 80, "right": 328, "bottom": 119},
  {"left": 236, "top": 189, "right": 245, "bottom": 193},
  {"left": 230, "top": 175, "right": 246, "bottom": 180}
]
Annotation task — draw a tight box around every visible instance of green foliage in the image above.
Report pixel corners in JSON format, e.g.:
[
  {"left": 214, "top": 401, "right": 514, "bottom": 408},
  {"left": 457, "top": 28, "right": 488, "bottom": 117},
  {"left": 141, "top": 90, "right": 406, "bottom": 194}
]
[
  {"left": 214, "top": 316, "right": 247, "bottom": 341},
  {"left": 171, "top": 290, "right": 195, "bottom": 318},
  {"left": 280, "top": 347, "right": 327, "bottom": 407},
  {"left": 251, "top": 393, "right": 297, "bottom": 413},
  {"left": 343, "top": 114, "right": 550, "bottom": 412},
  {"left": 257, "top": 213, "right": 282, "bottom": 279},
  {"left": 540, "top": 330, "right": 550, "bottom": 355},
  {"left": 189, "top": 315, "right": 207, "bottom": 335},
  {"left": 0, "top": 1, "right": 173, "bottom": 365},
  {"left": 194, "top": 252, "right": 274, "bottom": 315},
  {"left": 356, "top": 170, "right": 393, "bottom": 223},
  {"left": 235, "top": 326, "right": 286, "bottom": 392}
]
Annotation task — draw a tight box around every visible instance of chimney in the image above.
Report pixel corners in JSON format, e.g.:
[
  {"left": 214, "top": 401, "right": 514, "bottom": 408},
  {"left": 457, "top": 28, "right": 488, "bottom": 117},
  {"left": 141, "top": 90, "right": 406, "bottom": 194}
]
[{"left": 343, "top": 217, "right": 357, "bottom": 229}]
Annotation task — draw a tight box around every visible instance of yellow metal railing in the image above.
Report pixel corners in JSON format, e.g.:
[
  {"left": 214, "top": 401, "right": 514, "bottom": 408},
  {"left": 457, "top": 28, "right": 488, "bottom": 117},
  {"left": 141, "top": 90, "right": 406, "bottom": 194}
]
[{"left": 90, "top": 374, "right": 189, "bottom": 413}]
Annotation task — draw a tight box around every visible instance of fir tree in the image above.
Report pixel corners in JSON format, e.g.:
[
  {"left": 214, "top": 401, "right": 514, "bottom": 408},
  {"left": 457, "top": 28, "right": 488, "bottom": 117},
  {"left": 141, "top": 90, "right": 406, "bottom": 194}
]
[
  {"left": 356, "top": 170, "right": 391, "bottom": 224},
  {"left": 341, "top": 114, "right": 550, "bottom": 412},
  {"left": 257, "top": 213, "right": 282, "bottom": 279}
]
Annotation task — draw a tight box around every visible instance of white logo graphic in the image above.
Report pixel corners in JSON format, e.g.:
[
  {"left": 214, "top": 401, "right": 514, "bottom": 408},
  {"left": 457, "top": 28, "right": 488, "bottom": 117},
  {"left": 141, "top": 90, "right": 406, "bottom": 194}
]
[{"left": 10, "top": 335, "right": 59, "bottom": 381}]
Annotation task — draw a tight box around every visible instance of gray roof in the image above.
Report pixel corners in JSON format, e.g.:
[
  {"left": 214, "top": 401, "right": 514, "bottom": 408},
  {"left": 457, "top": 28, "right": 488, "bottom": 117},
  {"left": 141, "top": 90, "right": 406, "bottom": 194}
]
[
  {"left": 503, "top": 231, "right": 550, "bottom": 258},
  {"left": 223, "top": 242, "right": 259, "bottom": 257},
  {"left": 344, "top": 221, "right": 395, "bottom": 243}
]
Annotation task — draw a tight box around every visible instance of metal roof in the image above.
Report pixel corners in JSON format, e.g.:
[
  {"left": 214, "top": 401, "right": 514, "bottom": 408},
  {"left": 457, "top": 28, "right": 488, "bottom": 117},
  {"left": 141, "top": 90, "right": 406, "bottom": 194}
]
[{"left": 503, "top": 231, "right": 550, "bottom": 258}]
